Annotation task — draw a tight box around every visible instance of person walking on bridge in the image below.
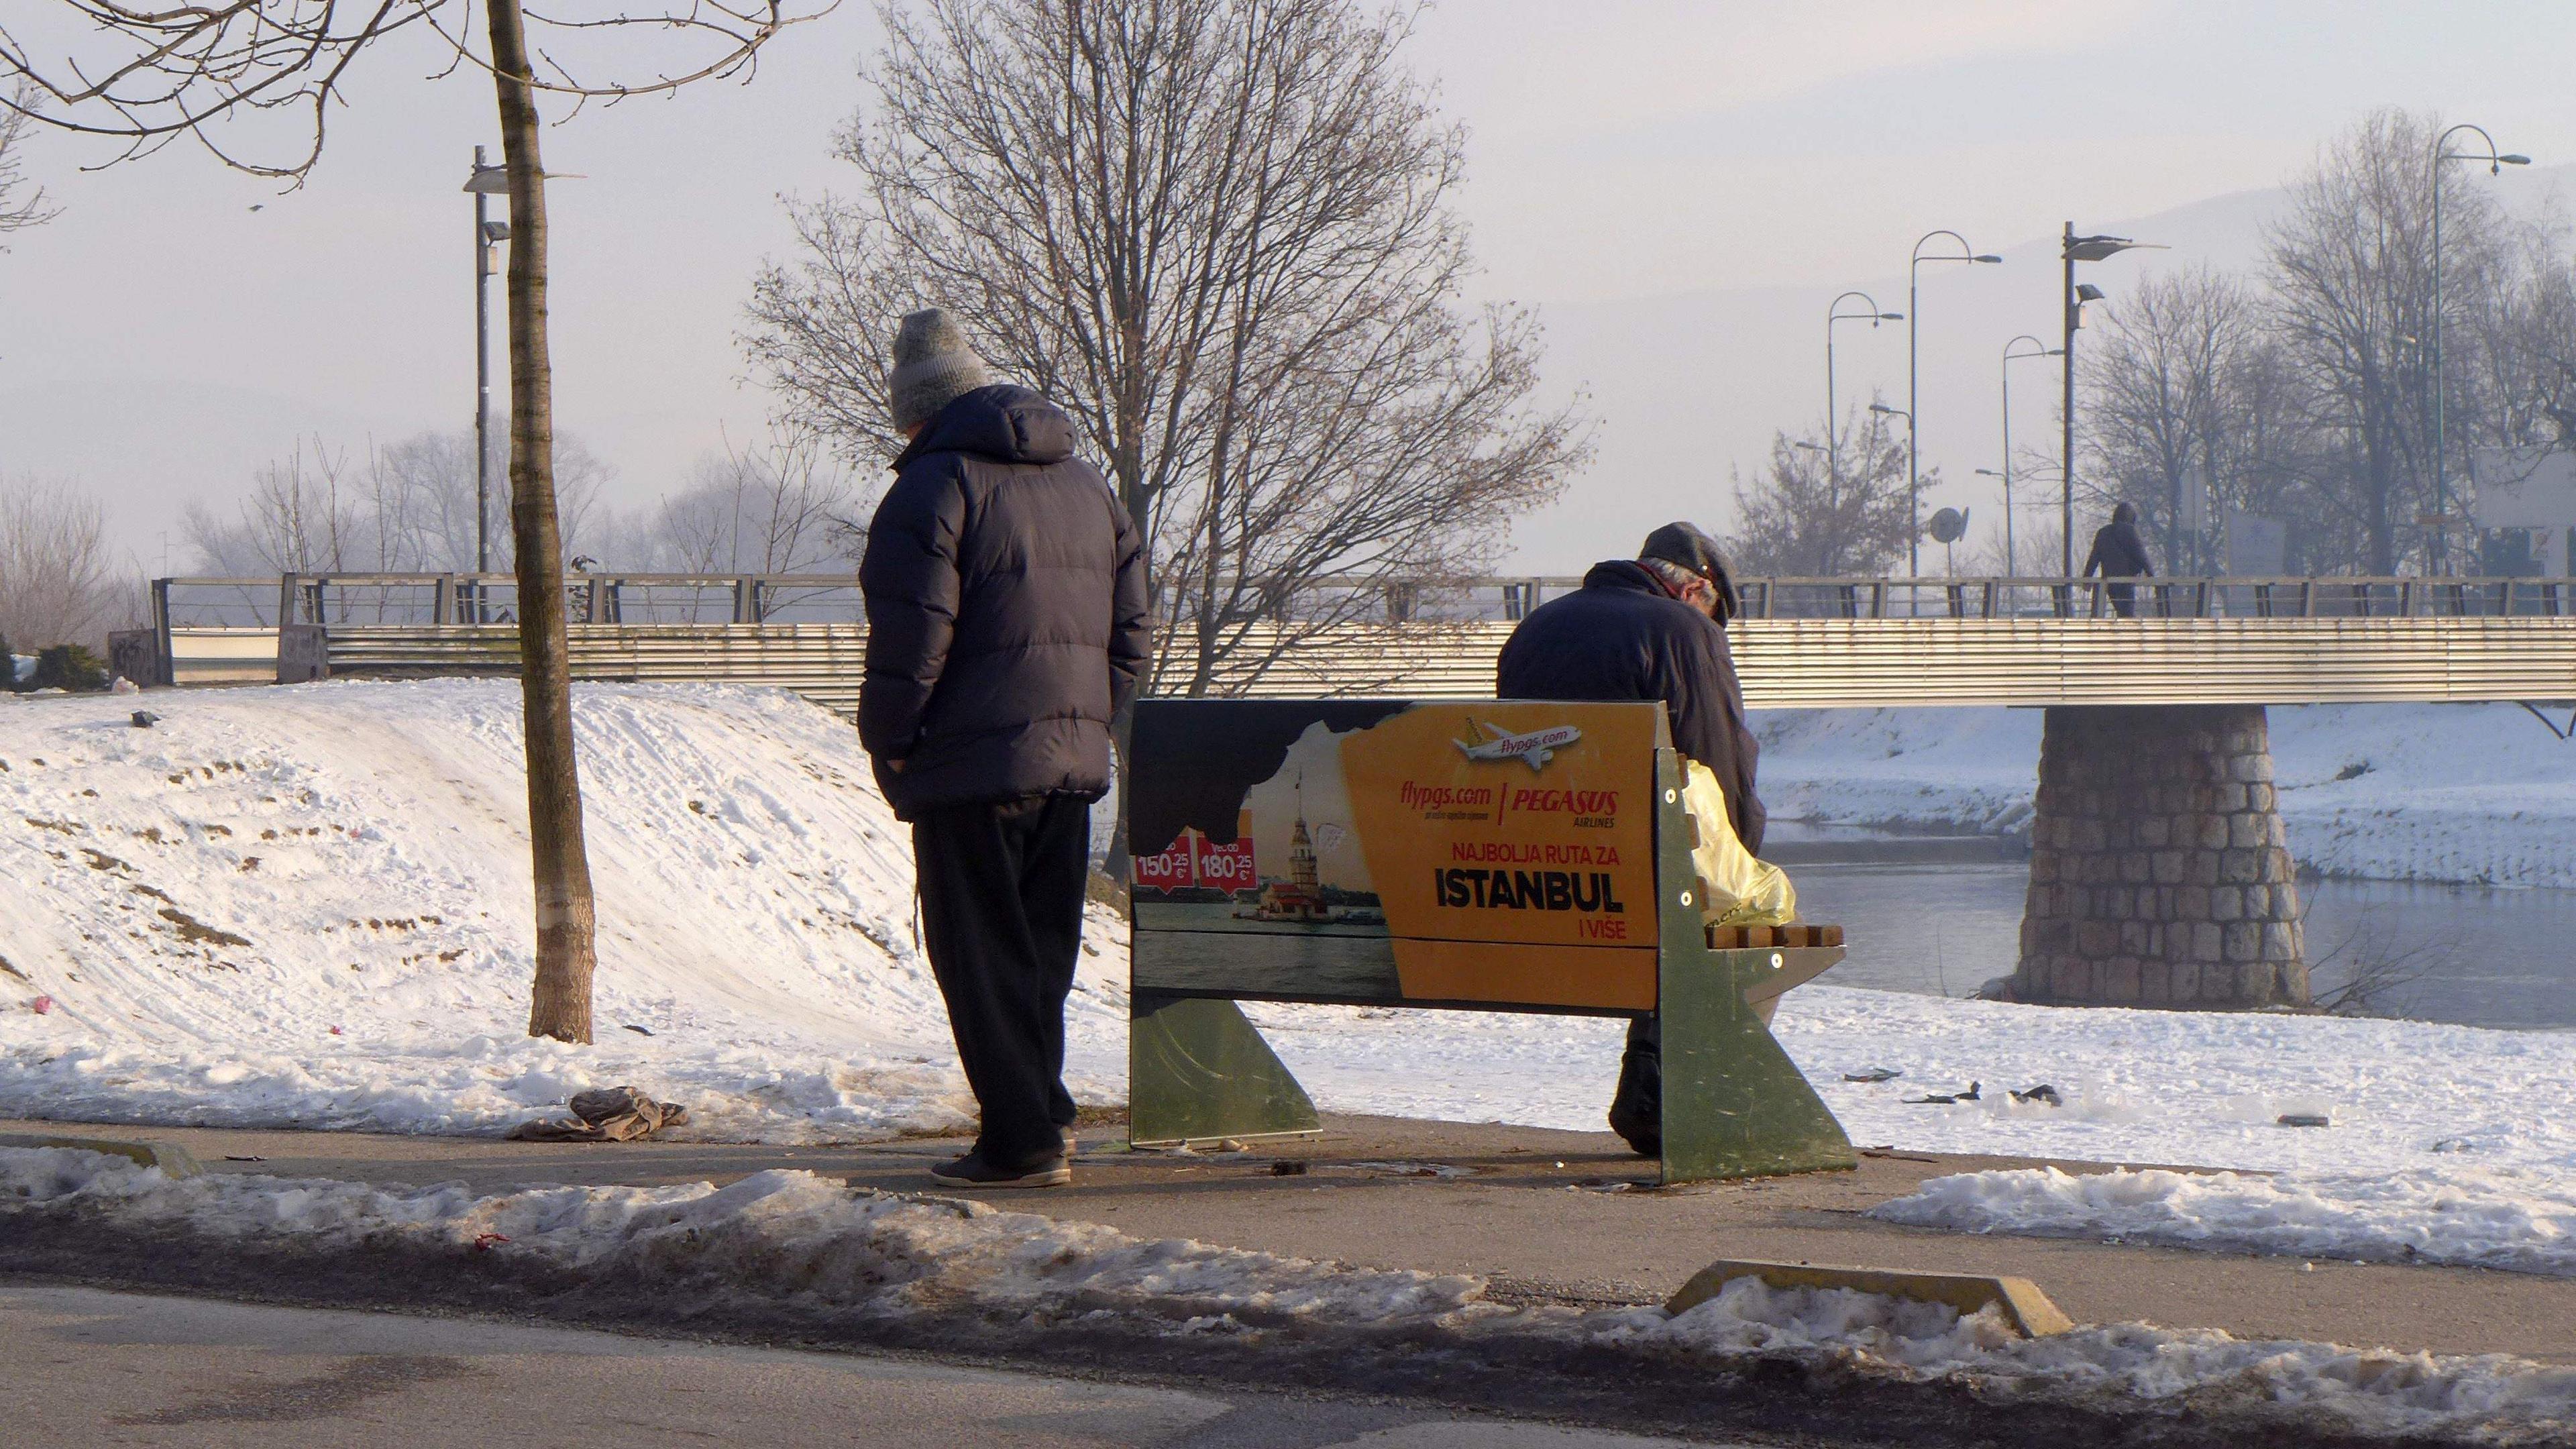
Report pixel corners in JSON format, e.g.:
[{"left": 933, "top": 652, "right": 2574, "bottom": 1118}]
[
  {"left": 858, "top": 308, "right": 1151, "bottom": 1189},
  {"left": 2082, "top": 500, "right": 2156, "bottom": 617},
  {"left": 1494, "top": 522, "right": 1762, "bottom": 1158}
]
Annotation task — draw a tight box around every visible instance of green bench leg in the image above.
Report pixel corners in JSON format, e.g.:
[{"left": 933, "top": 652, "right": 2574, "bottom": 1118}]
[
  {"left": 1651, "top": 748, "right": 1857, "bottom": 1184},
  {"left": 1129, "top": 993, "right": 1321, "bottom": 1146}
]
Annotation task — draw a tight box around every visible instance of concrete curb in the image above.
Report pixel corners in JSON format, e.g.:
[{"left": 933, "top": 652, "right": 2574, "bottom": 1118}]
[{"left": 1666, "top": 1257, "right": 2075, "bottom": 1338}]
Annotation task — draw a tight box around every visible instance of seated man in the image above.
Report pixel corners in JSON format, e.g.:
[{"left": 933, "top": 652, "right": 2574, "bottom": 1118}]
[{"left": 1495, "top": 522, "right": 1763, "bottom": 1157}]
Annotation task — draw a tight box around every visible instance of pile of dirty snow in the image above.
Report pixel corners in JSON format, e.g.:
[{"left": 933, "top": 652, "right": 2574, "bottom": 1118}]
[
  {"left": 1754, "top": 702, "right": 2576, "bottom": 888},
  {"left": 1871, "top": 1164, "right": 2576, "bottom": 1277},
  {"left": 8, "top": 1144, "right": 2573, "bottom": 1444},
  {"left": 0, "top": 680, "right": 1130, "bottom": 1142}
]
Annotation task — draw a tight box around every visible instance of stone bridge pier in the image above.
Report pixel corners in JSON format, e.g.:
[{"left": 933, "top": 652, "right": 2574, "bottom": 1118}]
[{"left": 2006, "top": 704, "right": 2310, "bottom": 1009}]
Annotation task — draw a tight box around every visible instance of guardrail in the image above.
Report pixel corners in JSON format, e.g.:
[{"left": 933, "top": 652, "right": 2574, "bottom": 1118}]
[{"left": 150, "top": 572, "right": 2576, "bottom": 633}]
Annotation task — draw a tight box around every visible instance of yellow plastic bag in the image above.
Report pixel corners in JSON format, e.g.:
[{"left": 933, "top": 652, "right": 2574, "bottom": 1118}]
[{"left": 1681, "top": 759, "right": 1795, "bottom": 928}]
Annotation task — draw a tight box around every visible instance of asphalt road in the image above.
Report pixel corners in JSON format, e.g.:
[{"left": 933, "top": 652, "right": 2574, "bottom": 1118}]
[{"left": 0, "top": 1280, "right": 1755, "bottom": 1449}]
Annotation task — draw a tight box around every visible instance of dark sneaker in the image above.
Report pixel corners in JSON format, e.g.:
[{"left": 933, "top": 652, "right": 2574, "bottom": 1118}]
[{"left": 930, "top": 1149, "right": 1071, "bottom": 1189}]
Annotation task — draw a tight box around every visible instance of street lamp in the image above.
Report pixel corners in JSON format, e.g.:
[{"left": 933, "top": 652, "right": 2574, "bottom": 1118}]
[
  {"left": 1827, "top": 290, "right": 1902, "bottom": 476},
  {"left": 1909, "top": 232, "right": 2003, "bottom": 576},
  {"left": 1997, "top": 335, "right": 2062, "bottom": 578},
  {"left": 464, "top": 151, "right": 511, "bottom": 599},
  {"left": 2059, "top": 226, "right": 2165, "bottom": 574},
  {"left": 2431, "top": 123, "right": 2529, "bottom": 576}
]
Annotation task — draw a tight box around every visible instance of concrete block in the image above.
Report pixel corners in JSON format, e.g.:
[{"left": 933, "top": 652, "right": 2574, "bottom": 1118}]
[
  {"left": 2247, "top": 784, "right": 2277, "bottom": 812},
  {"left": 2078, "top": 921, "right": 2118, "bottom": 955},
  {"left": 2220, "top": 849, "right": 2260, "bottom": 884},
  {"left": 2263, "top": 921, "right": 2301, "bottom": 963},
  {"left": 2141, "top": 962, "right": 2171, "bottom": 1004},
  {"left": 2229, "top": 813, "right": 2265, "bottom": 849},
  {"left": 2188, "top": 853, "right": 2221, "bottom": 886},
  {"left": 2170, "top": 961, "right": 2202, "bottom": 1002},
  {"left": 2260, "top": 851, "right": 2294, "bottom": 884},
  {"left": 2137, "top": 816, "right": 2170, "bottom": 848},
  {"left": 2232, "top": 753, "right": 2275, "bottom": 784},
  {"left": 2119, "top": 853, "right": 2151, "bottom": 885},
  {"left": 2196, "top": 816, "right": 2231, "bottom": 851},
  {"left": 2104, "top": 959, "right": 2143, "bottom": 1002},
  {"left": 2223, "top": 922, "right": 2261, "bottom": 963},
  {"left": 2213, "top": 784, "right": 2248, "bottom": 812},
  {"left": 2152, "top": 851, "right": 2185, "bottom": 885},
  {"left": 2118, "top": 921, "right": 2150, "bottom": 955},
  {"left": 1666, "top": 1258, "right": 2075, "bottom": 1338},
  {"left": 2210, "top": 889, "right": 2243, "bottom": 922},
  {"left": 2029, "top": 853, "right": 2058, "bottom": 885},
  {"left": 2177, "top": 885, "right": 2210, "bottom": 919},
  {"left": 0, "top": 1133, "right": 203, "bottom": 1178},
  {"left": 2192, "top": 922, "right": 2224, "bottom": 961}
]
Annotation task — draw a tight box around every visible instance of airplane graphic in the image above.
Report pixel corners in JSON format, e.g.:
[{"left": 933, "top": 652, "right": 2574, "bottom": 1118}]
[{"left": 1453, "top": 718, "right": 1582, "bottom": 771}]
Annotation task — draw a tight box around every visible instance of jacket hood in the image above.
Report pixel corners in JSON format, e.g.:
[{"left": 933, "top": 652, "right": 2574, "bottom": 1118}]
[{"left": 895, "top": 383, "right": 1077, "bottom": 469}]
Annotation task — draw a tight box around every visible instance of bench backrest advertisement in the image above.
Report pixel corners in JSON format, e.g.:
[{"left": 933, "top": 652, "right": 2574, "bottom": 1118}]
[{"left": 1128, "top": 698, "right": 1667, "bottom": 1014}]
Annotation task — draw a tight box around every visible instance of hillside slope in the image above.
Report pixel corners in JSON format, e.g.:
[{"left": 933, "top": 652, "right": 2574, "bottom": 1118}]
[{"left": 0, "top": 680, "right": 1128, "bottom": 1141}]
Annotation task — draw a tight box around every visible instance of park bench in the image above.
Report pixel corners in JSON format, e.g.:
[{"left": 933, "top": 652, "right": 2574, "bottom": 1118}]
[{"left": 1125, "top": 697, "right": 1854, "bottom": 1185}]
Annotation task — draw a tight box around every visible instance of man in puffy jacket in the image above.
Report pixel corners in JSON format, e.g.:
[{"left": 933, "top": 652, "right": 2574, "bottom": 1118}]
[
  {"left": 1495, "top": 522, "right": 1762, "bottom": 1158},
  {"left": 859, "top": 308, "right": 1150, "bottom": 1189}
]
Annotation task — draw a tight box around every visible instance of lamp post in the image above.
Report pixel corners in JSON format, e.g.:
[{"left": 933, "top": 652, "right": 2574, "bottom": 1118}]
[
  {"left": 2431, "top": 123, "right": 2529, "bottom": 576},
  {"left": 1996, "top": 335, "right": 2063, "bottom": 578},
  {"left": 1909, "top": 232, "right": 2002, "bottom": 576},
  {"left": 2059, "top": 225, "right": 2165, "bottom": 575},
  {"left": 1827, "top": 290, "right": 1902, "bottom": 476},
  {"left": 1869, "top": 402, "right": 1913, "bottom": 586},
  {"left": 464, "top": 151, "right": 512, "bottom": 601}
]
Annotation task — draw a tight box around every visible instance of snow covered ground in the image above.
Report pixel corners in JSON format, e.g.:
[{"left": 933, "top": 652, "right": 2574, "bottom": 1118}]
[
  {"left": 7, "top": 1143, "right": 2572, "bottom": 1444},
  {"left": 7, "top": 680, "right": 2576, "bottom": 1281},
  {"left": 1872, "top": 1164, "right": 2576, "bottom": 1277},
  {"left": 1754, "top": 702, "right": 2576, "bottom": 888},
  {"left": 0, "top": 680, "right": 1132, "bottom": 1142}
]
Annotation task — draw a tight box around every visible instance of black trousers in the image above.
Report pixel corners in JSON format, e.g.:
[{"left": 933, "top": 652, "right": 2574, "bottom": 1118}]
[
  {"left": 1609, "top": 1016, "right": 1660, "bottom": 1151},
  {"left": 912, "top": 794, "right": 1089, "bottom": 1166}
]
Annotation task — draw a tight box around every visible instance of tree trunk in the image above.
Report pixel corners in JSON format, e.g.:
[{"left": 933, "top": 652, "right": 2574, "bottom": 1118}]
[{"left": 486, "top": 0, "right": 599, "bottom": 1044}]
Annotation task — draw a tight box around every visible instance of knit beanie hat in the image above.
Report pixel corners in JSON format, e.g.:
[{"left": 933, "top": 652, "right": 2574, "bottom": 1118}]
[{"left": 889, "top": 308, "right": 995, "bottom": 433}]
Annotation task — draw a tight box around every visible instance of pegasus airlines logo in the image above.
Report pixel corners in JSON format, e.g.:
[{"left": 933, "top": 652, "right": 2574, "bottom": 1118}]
[{"left": 1452, "top": 718, "right": 1582, "bottom": 771}]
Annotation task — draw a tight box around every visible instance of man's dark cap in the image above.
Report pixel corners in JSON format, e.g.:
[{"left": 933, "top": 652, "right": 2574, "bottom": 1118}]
[{"left": 1639, "top": 521, "right": 1739, "bottom": 621}]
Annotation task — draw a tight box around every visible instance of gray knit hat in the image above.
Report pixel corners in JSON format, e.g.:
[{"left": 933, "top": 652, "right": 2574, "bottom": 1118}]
[{"left": 889, "top": 308, "right": 995, "bottom": 433}]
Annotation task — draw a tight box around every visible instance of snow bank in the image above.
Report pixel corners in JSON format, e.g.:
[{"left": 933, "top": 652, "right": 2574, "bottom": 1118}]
[
  {"left": 1871, "top": 1165, "right": 2576, "bottom": 1277},
  {"left": 1254, "top": 985, "right": 2576, "bottom": 1179},
  {"left": 10, "top": 1144, "right": 2573, "bottom": 1444},
  {"left": 1754, "top": 702, "right": 2576, "bottom": 888},
  {"left": 0, "top": 681, "right": 1130, "bottom": 1142}
]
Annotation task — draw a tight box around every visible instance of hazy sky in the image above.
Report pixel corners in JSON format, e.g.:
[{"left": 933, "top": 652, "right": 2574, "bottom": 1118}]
[{"left": 4, "top": 1, "right": 2575, "bottom": 575}]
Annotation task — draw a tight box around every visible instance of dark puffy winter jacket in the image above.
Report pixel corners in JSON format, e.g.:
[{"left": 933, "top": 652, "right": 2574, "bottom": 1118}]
[
  {"left": 1495, "top": 559, "right": 1764, "bottom": 854},
  {"left": 858, "top": 384, "right": 1150, "bottom": 819},
  {"left": 2083, "top": 520, "right": 2155, "bottom": 578}
]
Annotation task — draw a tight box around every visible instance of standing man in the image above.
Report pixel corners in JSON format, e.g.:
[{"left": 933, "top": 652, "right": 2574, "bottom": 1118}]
[
  {"left": 1495, "top": 523, "right": 1762, "bottom": 1159},
  {"left": 859, "top": 308, "right": 1150, "bottom": 1189},
  {"left": 2082, "top": 500, "right": 2156, "bottom": 618}
]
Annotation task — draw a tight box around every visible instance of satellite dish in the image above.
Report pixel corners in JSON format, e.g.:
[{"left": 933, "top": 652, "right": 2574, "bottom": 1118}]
[{"left": 1928, "top": 506, "right": 1970, "bottom": 544}]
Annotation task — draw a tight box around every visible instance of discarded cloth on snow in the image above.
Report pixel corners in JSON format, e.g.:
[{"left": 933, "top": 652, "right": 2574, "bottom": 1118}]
[
  {"left": 506, "top": 1086, "right": 690, "bottom": 1142},
  {"left": 1681, "top": 759, "right": 1794, "bottom": 927}
]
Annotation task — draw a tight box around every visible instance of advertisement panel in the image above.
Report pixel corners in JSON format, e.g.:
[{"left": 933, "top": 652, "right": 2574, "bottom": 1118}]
[{"left": 1129, "top": 699, "right": 1664, "bottom": 1014}]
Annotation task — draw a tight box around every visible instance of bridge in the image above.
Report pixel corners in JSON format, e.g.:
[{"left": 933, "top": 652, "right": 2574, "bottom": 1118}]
[
  {"left": 135, "top": 572, "right": 2576, "bottom": 1020},
  {"left": 141, "top": 572, "right": 2576, "bottom": 709}
]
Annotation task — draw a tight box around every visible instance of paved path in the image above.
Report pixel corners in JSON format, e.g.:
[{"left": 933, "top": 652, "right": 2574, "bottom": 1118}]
[
  {"left": 9, "top": 1112, "right": 2573, "bottom": 1363},
  {"left": 0, "top": 1281, "right": 1734, "bottom": 1448}
]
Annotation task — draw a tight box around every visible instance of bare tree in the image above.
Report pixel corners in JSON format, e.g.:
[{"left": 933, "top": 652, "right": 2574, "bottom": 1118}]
[
  {"left": 1723, "top": 405, "right": 1914, "bottom": 576},
  {"left": 651, "top": 431, "right": 855, "bottom": 575},
  {"left": 2263, "top": 108, "right": 2520, "bottom": 574},
  {"left": 743, "top": 0, "right": 1587, "bottom": 696},
  {"left": 0, "top": 81, "right": 56, "bottom": 246},
  {"left": 3, "top": 0, "right": 822, "bottom": 1042},
  {"left": 0, "top": 476, "right": 124, "bottom": 649},
  {"left": 373, "top": 427, "right": 615, "bottom": 572},
  {"left": 2080, "top": 266, "right": 2275, "bottom": 574}
]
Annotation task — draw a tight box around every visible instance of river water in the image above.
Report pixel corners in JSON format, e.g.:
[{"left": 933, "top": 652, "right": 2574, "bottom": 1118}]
[{"left": 1772, "top": 826, "right": 2576, "bottom": 1030}]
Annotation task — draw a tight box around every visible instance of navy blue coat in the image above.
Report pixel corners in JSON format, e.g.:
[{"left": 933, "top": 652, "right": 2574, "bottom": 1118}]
[
  {"left": 1495, "top": 560, "right": 1764, "bottom": 854},
  {"left": 858, "top": 385, "right": 1150, "bottom": 818}
]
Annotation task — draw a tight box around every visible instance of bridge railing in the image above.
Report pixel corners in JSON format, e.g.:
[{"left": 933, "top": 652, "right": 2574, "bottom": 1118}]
[{"left": 150, "top": 571, "right": 2576, "bottom": 635}]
